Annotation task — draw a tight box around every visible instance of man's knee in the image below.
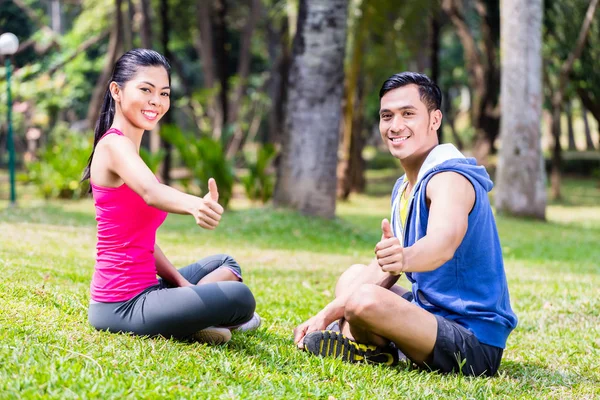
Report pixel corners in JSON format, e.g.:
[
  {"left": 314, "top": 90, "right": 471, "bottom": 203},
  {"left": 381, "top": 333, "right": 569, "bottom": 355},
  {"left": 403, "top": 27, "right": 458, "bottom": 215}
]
[
  {"left": 335, "top": 264, "right": 368, "bottom": 297},
  {"left": 344, "top": 284, "right": 384, "bottom": 323},
  {"left": 345, "top": 284, "right": 413, "bottom": 324}
]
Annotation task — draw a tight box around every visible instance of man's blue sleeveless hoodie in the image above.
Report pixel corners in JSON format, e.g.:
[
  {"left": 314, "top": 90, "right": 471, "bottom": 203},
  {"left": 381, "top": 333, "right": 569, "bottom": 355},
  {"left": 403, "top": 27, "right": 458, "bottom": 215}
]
[{"left": 390, "top": 144, "right": 518, "bottom": 349}]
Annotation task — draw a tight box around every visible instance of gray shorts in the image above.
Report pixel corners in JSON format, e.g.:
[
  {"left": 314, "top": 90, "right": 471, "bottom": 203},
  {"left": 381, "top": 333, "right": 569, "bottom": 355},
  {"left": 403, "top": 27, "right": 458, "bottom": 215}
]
[
  {"left": 426, "top": 315, "right": 504, "bottom": 377},
  {"left": 88, "top": 254, "right": 256, "bottom": 339}
]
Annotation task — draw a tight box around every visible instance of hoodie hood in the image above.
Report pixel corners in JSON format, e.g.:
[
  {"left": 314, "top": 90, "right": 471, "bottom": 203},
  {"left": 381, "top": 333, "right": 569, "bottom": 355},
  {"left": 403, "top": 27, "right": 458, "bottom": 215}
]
[{"left": 409, "top": 143, "right": 494, "bottom": 195}]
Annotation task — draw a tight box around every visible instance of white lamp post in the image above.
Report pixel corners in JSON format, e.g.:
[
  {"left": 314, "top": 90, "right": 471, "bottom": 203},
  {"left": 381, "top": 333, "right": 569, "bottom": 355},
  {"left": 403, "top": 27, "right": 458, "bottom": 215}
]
[{"left": 0, "top": 32, "right": 19, "bottom": 206}]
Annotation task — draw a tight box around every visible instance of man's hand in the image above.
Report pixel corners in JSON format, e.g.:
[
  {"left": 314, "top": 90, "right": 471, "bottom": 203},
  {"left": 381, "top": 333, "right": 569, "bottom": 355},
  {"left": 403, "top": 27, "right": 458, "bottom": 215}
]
[
  {"left": 193, "top": 178, "right": 224, "bottom": 230},
  {"left": 375, "top": 219, "right": 405, "bottom": 275},
  {"left": 293, "top": 314, "right": 329, "bottom": 348}
]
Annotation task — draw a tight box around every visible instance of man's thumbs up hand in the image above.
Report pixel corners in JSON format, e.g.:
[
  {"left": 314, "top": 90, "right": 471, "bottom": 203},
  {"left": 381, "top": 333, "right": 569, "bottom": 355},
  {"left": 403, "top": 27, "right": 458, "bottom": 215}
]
[
  {"left": 381, "top": 218, "right": 393, "bottom": 240},
  {"left": 375, "top": 218, "right": 405, "bottom": 275}
]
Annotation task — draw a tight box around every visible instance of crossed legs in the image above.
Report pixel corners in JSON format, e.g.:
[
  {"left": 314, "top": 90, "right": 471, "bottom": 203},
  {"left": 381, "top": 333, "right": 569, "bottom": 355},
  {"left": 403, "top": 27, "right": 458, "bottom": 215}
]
[{"left": 334, "top": 262, "right": 438, "bottom": 365}]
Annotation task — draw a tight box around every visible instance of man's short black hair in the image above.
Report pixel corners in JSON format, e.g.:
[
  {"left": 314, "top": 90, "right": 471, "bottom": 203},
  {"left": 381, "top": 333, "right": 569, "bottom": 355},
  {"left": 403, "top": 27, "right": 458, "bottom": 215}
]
[{"left": 379, "top": 72, "right": 442, "bottom": 112}]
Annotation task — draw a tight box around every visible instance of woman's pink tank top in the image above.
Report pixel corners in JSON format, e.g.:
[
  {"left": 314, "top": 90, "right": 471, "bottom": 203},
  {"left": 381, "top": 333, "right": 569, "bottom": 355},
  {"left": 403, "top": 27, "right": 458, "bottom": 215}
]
[{"left": 90, "top": 128, "right": 167, "bottom": 302}]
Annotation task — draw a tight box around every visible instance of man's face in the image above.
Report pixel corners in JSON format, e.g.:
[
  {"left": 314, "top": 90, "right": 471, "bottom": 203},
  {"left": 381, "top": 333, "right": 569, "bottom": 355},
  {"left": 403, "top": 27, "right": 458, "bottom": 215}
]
[{"left": 379, "top": 84, "right": 441, "bottom": 162}]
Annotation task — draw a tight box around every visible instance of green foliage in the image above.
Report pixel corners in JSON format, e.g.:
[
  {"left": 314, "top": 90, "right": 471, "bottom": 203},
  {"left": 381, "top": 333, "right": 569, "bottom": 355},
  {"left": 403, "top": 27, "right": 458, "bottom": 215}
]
[
  {"left": 544, "top": 0, "right": 600, "bottom": 108},
  {"left": 26, "top": 124, "right": 92, "bottom": 199},
  {"left": 139, "top": 147, "right": 166, "bottom": 174},
  {"left": 241, "top": 144, "right": 277, "bottom": 203},
  {"left": 161, "top": 124, "right": 235, "bottom": 208},
  {"left": 363, "top": 146, "right": 400, "bottom": 170},
  {"left": 1, "top": 178, "right": 600, "bottom": 398},
  {"left": 544, "top": 151, "right": 600, "bottom": 177}
]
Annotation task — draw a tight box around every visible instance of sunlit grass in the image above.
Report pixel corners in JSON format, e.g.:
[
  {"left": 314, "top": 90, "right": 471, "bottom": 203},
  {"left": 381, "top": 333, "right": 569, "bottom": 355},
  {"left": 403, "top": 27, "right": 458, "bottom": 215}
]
[{"left": 1, "top": 176, "right": 599, "bottom": 398}]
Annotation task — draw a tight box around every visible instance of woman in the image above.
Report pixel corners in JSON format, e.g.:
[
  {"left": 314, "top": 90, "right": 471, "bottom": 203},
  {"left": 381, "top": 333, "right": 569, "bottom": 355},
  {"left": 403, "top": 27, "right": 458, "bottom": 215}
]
[{"left": 83, "top": 48, "right": 258, "bottom": 344}]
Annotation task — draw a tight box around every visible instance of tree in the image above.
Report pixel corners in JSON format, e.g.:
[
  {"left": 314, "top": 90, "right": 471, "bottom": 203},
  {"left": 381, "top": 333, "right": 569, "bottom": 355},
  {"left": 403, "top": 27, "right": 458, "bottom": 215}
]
[
  {"left": 546, "top": 0, "right": 599, "bottom": 199},
  {"left": 581, "top": 106, "right": 596, "bottom": 150},
  {"left": 265, "top": 4, "right": 290, "bottom": 146},
  {"left": 495, "top": 0, "right": 546, "bottom": 219},
  {"left": 337, "top": 0, "right": 438, "bottom": 200},
  {"left": 159, "top": 0, "right": 173, "bottom": 184},
  {"left": 138, "top": 0, "right": 153, "bottom": 48},
  {"left": 570, "top": 0, "right": 600, "bottom": 150},
  {"left": 441, "top": 0, "right": 500, "bottom": 164},
  {"left": 273, "top": 0, "right": 349, "bottom": 218},
  {"left": 86, "top": 0, "right": 124, "bottom": 128},
  {"left": 337, "top": 0, "right": 367, "bottom": 200},
  {"left": 566, "top": 100, "right": 576, "bottom": 151}
]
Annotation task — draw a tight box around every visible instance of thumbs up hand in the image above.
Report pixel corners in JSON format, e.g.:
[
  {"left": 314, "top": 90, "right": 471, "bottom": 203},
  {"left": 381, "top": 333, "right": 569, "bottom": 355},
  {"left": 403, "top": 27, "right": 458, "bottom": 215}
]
[
  {"left": 194, "top": 178, "right": 224, "bottom": 230},
  {"left": 381, "top": 218, "right": 394, "bottom": 240},
  {"left": 204, "top": 177, "right": 219, "bottom": 202},
  {"left": 375, "top": 218, "right": 405, "bottom": 275}
]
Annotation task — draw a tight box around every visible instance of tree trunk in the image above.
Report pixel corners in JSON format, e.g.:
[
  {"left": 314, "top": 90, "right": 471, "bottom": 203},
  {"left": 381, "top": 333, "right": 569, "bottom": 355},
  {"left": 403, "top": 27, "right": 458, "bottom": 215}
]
[
  {"left": 225, "top": 0, "right": 262, "bottom": 159},
  {"left": 193, "top": 0, "right": 223, "bottom": 137},
  {"left": 348, "top": 77, "right": 366, "bottom": 194},
  {"left": 577, "top": 88, "right": 600, "bottom": 129},
  {"left": 86, "top": 0, "right": 124, "bottom": 129},
  {"left": 266, "top": 15, "right": 290, "bottom": 145},
  {"left": 273, "top": 0, "right": 349, "bottom": 218},
  {"left": 495, "top": 0, "right": 546, "bottom": 219},
  {"left": 195, "top": 0, "right": 216, "bottom": 89},
  {"left": 430, "top": 11, "right": 442, "bottom": 143},
  {"left": 50, "top": 0, "right": 62, "bottom": 33},
  {"left": 123, "top": 0, "right": 134, "bottom": 50},
  {"left": 138, "top": 0, "right": 153, "bottom": 150},
  {"left": 227, "top": 0, "right": 260, "bottom": 126},
  {"left": 576, "top": 89, "right": 600, "bottom": 150},
  {"left": 550, "top": 105, "right": 562, "bottom": 200},
  {"left": 443, "top": 88, "right": 464, "bottom": 150},
  {"left": 160, "top": 0, "right": 172, "bottom": 184},
  {"left": 338, "top": 76, "right": 367, "bottom": 200},
  {"left": 337, "top": 0, "right": 366, "bottom": 200},
  {"left": 139, "top": 0, "right": 152, "bottom": 48},
  {"left": 550, "top": 0, "right": 599, "bottom": 200},
  {"left": 214, "top": 0, "right": 230, "bottom": 138},
  {"left": 566, "top": 101, "right": 576, "bottom": 151},
  {"left": 582, "top": 106, "right": 596, "bottom": 150},
  {"left": 442, "top": 0, "right": 500, "bottom": 164}
]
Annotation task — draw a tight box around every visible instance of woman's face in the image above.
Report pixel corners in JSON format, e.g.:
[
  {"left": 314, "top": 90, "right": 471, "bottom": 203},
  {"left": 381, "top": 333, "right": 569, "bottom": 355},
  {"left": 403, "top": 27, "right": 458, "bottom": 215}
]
[{"left": 111, "top": 66, "right": 171, "bottom": 131}]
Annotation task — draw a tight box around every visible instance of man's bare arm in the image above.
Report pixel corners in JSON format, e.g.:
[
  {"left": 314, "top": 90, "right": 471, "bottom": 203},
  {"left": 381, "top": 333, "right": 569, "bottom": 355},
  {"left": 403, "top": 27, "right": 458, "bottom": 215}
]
[{"left": 402, "top": 171, "right": 475, "bottom": 273}]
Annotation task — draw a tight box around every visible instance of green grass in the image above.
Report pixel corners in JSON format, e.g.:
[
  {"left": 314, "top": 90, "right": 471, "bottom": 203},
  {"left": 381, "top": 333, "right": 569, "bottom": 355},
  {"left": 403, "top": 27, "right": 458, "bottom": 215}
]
[{"left": 1, "top": 177, "right": 599, "bottom": 399}]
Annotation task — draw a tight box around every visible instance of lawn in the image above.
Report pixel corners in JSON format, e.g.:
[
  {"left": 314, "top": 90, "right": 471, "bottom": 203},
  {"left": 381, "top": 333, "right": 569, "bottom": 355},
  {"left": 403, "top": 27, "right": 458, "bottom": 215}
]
[{"left": 0, "top": 176, "right": 599, "bottom": 399}]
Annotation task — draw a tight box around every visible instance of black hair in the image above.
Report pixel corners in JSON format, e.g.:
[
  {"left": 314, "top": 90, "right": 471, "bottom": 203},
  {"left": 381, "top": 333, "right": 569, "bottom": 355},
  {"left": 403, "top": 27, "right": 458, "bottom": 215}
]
[
  {"left": 379, "top": 72, "right": 442, "bottom": 112},
  {"left": 82, "top": 48, "right": 171, "bottom": 183}
]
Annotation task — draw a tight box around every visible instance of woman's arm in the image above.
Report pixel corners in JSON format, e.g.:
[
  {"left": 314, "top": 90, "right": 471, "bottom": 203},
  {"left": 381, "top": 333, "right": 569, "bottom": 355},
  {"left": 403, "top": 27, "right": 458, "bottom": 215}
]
[
  {"left": 154, "top": 244, "right": 192, "bottom": 287},
  {"left": 99, "top": 135, "right": 223, "bottom": 229}
]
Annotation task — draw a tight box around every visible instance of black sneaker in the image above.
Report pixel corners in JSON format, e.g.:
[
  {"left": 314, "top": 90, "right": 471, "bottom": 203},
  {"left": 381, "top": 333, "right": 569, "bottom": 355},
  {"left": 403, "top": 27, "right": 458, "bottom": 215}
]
[{"left": 302, "top": 330, "right": 399, "bottom": 366}]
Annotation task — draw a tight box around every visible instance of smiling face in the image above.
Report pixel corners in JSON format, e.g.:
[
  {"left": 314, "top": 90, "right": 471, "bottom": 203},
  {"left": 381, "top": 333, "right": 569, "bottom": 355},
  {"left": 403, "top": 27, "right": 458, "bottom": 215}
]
[
  {"left": 110, "top": 66, "right": 171, "bottom": 132},
  {"left": 379, "top": 84, "right": 441, "bottom": 163}
]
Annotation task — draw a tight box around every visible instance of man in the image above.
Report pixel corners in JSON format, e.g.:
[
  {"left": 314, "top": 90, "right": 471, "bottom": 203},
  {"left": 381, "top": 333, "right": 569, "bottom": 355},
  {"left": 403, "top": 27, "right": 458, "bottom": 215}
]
[{"left": 293, "top": 72, "right": 517, "bottom": 376}]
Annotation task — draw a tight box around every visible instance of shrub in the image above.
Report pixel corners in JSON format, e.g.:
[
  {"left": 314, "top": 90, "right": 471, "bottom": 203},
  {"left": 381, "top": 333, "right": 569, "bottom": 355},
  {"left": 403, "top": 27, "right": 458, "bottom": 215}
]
[
  {"left": 27, "top": 124, "right": 92, "bottom": 199},
  {"left": 139, "top": 147, "right": 165, "bottom": 174},
  {"left": 241, "top": 144, "right": 277, "bottom": 203},
  {"left": 161, "top": 125, "right": 235, "bottom": 208}
]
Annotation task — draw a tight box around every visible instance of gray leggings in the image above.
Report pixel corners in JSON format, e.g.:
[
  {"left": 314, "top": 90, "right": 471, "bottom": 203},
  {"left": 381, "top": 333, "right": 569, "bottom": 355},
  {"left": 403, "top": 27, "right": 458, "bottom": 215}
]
[{"left": 88, "top": 254, "right": 256, "bottom": 339}]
